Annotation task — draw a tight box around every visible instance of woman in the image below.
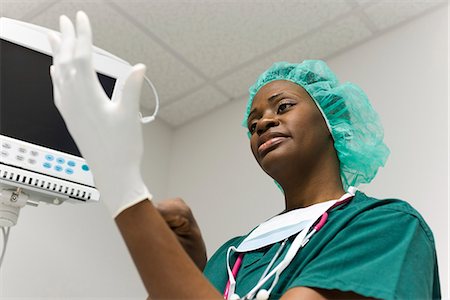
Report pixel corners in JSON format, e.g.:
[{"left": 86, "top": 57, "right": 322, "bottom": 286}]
[{"left": 49, "top": 12, "right": 441, "bottom": 299}]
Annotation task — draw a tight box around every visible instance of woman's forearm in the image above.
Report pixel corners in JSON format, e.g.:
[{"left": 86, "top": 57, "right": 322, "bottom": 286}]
[{"left": 115, "top": 200, "right": 222, "bottom": 299}]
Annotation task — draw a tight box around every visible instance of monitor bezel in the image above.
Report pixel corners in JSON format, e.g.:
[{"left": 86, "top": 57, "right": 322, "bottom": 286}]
[{"left": 0, "top": 17, "right": 133, "bottom": 203}]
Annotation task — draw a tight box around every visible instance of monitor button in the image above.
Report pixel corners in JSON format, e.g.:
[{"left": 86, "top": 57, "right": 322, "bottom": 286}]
[
  {"left": 18, "top": 148, "right": 27, "bottom": 154},
  {"left": 1, "top": 151, "right": 8, "bottom": 157},
  {"left": 56, "top": 157, "right": 65, "bottom": 164},
  {"left": 45, "top": 154, "right": 54, "bottom": 161},
  {"left": 30, "top": 150, "right": 39, "bottom": 157},
  {"left": 43, "top": 162, "right": 52, "bottom": 169},
  {"left": 67, "top": 161, "right": 76, "bottom": 167},
  {"left": 65, "top": 168, "right": 74, "bottom": 175},
  {"left": 28, "top": 158, "right": 37, "bottom": 164},
  {"left": 54, "top": 165, "right": 63, "bottom": 172},
  {"left": 16, "top": 155, "right": 24, "bottom": 161},
  {"left": 81, "top": 164, "right": 90, "bottom": 171},
  {"left": 1, "top": 143, "right": 11, "bottom": 149}
]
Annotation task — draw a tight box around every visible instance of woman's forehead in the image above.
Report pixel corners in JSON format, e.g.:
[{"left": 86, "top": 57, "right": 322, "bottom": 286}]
[{"left": 251, "top": 80, "right": 310, "bottom": 107}]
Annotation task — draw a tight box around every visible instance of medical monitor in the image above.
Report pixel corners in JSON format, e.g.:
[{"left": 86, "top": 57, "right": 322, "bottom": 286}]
[{"left": 0, "top": 17, "right": 133, "bottom": 204}]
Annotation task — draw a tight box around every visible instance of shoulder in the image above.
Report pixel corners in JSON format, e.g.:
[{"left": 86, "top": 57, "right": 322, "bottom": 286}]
[
  {"left": 342, "top": 191, "right": 435, "bottom": 243},
  {"left": 290, "top": 191, "right": 440, "bottom": 299}
]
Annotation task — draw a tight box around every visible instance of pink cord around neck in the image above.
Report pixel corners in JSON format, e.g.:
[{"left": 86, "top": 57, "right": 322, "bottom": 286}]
[
  {"left": 223, "top": 253, "right": 244, "bottom": 299},
  {"left": 223, "top": 196, "right": 353, "bottom": 299}
]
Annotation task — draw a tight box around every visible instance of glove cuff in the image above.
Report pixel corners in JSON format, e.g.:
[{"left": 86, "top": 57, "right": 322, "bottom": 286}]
[
  {"left": 113, "top": 189, "right": 153, "bottom": 219},
  {"left": 100, "top": 181, "right": 153, "bottom": 218}
]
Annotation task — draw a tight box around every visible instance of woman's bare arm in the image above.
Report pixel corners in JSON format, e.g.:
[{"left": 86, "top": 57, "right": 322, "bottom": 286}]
[{"left": 115, "top": 199, "right": 222, "bottom": 299}]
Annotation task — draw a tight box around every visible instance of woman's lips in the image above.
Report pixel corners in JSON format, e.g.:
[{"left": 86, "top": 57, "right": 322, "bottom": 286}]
[{"left": 258, "top": 136, "right": 288, "bottom": 157}]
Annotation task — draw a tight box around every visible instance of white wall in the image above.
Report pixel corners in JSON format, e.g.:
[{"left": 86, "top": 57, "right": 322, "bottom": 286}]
[
  {"left": 328, "top": 7, "right": 448, "bottom": 295},
  {"left": 168, "top": 6, "right": 449, "bottom": 298},
  {"left": 0, "top": 119, "right": 172, "bottom": 299},
  {"left": 1, "top": 6, "right": 447, "bottom": 299}
]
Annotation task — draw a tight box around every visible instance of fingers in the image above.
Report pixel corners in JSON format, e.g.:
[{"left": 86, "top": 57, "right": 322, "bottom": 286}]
[
  {"left": 60, "top": 14, "right": 75, "bottom": 38},
  {"left": 155, "top": 198, "right": 191, "bottom": 217},
  {"left": 49, "top": 11, "right": 107, "bottom": 110},
  {"left": 156, "top": 199, "right": 196, "bottom": 237},
  {"left": 75, "top": 11, "right": 93, "bottom": 63},
  {"left": 54, "top": 12, "right": 93, "bottom": 68},
  {"left": 76, "top": 11, "right": 92, "bottom": 44},
  {"left": 51, "top": 11, "right": 97, "bottom": 86},
  {"left": 73, "top": 11, "right": 97, "bottom": 83},
  {"left": 118, "top": 63, "right": 147, "bottom": 113},
  {"left": 58, "top": 15, "right": 76, "bottom": 65}
]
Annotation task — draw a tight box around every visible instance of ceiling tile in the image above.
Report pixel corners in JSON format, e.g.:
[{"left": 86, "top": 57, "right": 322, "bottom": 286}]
[
  {"left": 25, "top": 0, "right": 205, "bottom": 108},
  {"left": 0, "top": 0, "right": 58, "bottom": 19},
  {"left": 158, "top": 85, "right": 229, "bottom": 127},
  {"left": 354, "top": 0, "right": 373, "bottom": 6},
  {"left": 215, "top": 59, "right": 274, "bottom": 101},
  {"left": 112, "top": 0, "right": 352, "bottom": 78},
  {"left": 216, "top": 15, "right": 372, "bottom": 99},
  {"left": 3, "top": 0, "right": 443, "bottom": 127},
  {"left": 364, "top": 0, "right": 446, "bottom": 30}
]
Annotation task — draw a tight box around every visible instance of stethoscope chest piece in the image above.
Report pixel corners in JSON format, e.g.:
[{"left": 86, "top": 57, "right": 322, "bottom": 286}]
[{"left": 256, "top": 289, "right": 270, "bottom": 300}]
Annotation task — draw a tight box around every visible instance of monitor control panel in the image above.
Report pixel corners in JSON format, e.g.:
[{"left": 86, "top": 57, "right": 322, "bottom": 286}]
[{"left": 1, "top": 135, "right": 95, "bottom": 188}]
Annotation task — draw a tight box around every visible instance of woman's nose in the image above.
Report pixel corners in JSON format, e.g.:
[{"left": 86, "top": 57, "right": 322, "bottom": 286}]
[{"left": 256, "top": 114, "right": 280, "bottom": 136}]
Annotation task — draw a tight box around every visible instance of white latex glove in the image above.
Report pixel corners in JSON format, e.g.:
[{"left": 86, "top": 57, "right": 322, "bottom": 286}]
[{"left": 48, "top": 11, "right": 152, "bottom": 218}]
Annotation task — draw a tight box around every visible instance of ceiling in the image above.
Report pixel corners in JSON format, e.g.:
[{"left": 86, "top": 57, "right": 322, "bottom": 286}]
[{"left": 1, "top": 0, "right": 447, "bottom": 127}]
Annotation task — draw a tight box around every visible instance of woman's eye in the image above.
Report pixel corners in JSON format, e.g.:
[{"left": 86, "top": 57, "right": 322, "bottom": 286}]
[
  {"left": 249, "top": 122, "right": 257, "bottom": 134},
  {"left": 277, "top": 102, "right": 293, "bottom": 114}
]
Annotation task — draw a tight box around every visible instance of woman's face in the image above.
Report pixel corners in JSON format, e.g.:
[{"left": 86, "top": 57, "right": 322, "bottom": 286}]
[{"left": 247, "top": 80, "right": 332, "bottom": 178}]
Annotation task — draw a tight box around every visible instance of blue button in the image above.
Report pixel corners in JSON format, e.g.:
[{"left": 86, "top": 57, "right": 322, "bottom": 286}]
[
  {"left": 54, "top": 165, "right": 63, "bottom": 172},
  {"left": 81, "top": 164, "right": 90, "bottom": 171},
  {"left": 67, "top": 160, "right": 76, "bottom": 167},
  {"left": 65, "top": 168, "right": 74, "bottom": 175},
  {"left": 45, "top": 154, "right": 54, "bottom": 161},
  {"left": 56, "top": 157, "right": 65, "bottom": 164},
  {"left": 43, "top": 162, "right": 52, "bottom": 169}
]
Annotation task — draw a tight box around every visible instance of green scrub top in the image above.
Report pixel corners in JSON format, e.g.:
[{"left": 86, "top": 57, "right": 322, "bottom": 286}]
[{"left": 204, "top": 191, "right": 441, "bottom": 299}]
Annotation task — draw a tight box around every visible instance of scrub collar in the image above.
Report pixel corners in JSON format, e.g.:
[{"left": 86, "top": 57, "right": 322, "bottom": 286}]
[{"left": 235, "top": 187, "right": 357, "bottom": 252}]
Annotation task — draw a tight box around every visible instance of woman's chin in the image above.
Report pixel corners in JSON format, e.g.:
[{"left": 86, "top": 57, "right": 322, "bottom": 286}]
[{"left": 259, "top": 150, "right": 291, "bottom": 178}]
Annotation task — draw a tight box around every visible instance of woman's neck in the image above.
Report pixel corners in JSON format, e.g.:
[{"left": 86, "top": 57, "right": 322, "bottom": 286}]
[
  {"left": 275, "top": 147, "right": 345, "bottom": 211},
  {"left": 282, "top": 176, "right": 345, "bottom": 211}
]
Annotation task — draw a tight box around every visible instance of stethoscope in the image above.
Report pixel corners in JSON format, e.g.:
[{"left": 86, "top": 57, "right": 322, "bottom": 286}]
[{"left": 223, "top": 190, "right": 355, "bottom": 300}]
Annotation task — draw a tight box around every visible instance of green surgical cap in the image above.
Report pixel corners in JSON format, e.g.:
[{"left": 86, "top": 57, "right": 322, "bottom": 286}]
[{"left": 243, "top": 60, "right": 390, "bottom": 189}]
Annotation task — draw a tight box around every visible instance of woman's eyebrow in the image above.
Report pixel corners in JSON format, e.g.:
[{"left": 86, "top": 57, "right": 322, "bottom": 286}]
[
  {"left": 248, "top": 92, "right": 286, "bottom": 123},
  {"left": 267, "top": 92, "right": 285, "bottom": 103}
]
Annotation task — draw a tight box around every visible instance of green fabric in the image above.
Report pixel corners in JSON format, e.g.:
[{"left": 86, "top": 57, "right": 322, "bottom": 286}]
[{"left": 204, "top": 192, "right": 441, "bottom": 299}]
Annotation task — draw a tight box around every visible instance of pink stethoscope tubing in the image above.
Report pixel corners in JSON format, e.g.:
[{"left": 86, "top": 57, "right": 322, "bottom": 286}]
[
  {"left": 223, "top": 196, "right": 353, "bottom": 299},
  {"left": 223, "top": 253, "right": 244, "bottom": 299}
]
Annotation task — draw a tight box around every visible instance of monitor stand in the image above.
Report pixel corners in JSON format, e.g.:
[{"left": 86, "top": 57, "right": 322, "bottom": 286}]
[{"left": 0, "top": 185, "right": 35, "bottom": 227}]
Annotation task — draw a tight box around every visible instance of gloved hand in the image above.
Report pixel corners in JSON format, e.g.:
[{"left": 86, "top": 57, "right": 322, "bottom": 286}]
[{"left": 48, "top": 11, "right": 152, "bottom": 218}]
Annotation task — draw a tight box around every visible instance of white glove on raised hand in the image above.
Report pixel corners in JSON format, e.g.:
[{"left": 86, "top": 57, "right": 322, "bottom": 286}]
[{"left": 48, "top": 11, "right": 152, "bottom": 218}]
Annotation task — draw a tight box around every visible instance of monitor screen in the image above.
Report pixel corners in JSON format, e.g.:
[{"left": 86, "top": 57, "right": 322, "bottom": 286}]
[{"left": 0, "top": 38, "right": 116, "bottom": 157}]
